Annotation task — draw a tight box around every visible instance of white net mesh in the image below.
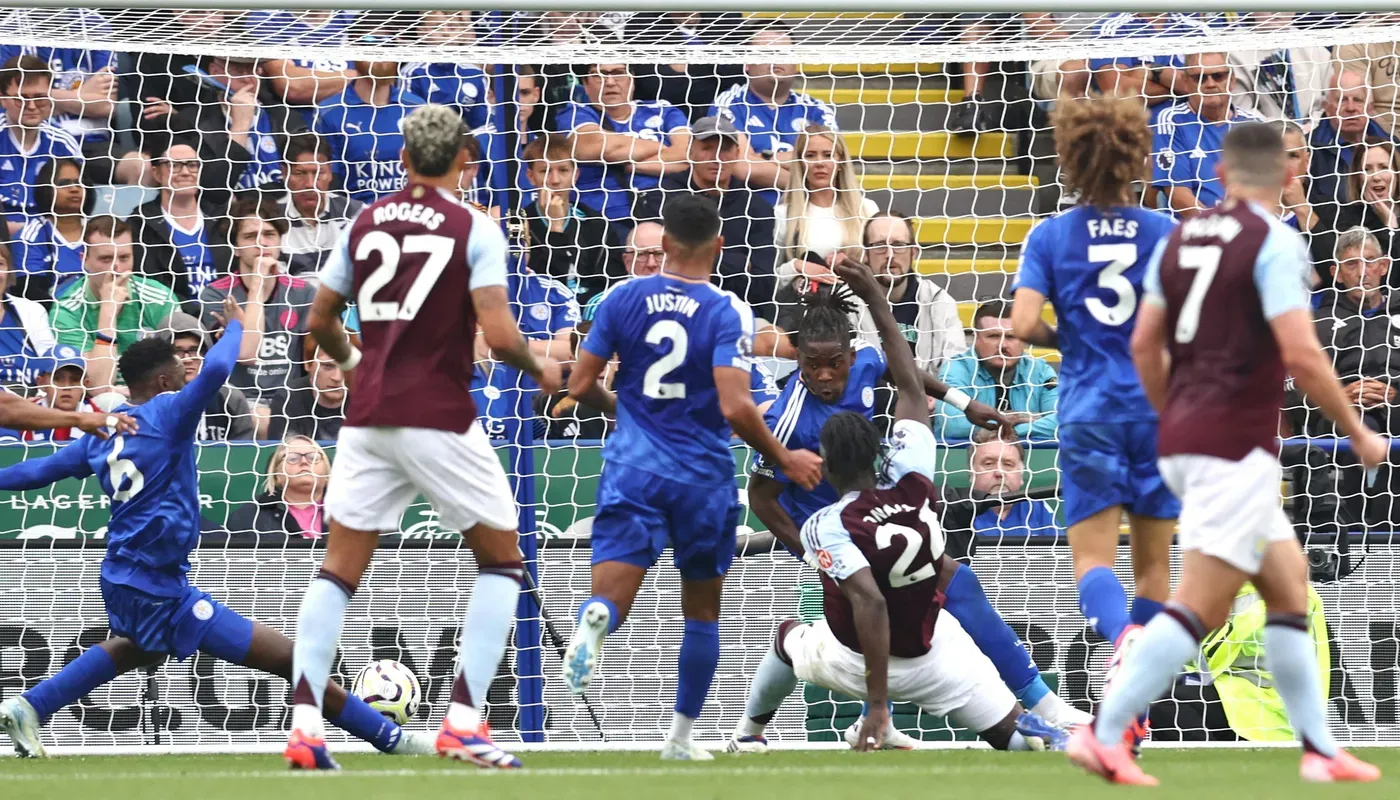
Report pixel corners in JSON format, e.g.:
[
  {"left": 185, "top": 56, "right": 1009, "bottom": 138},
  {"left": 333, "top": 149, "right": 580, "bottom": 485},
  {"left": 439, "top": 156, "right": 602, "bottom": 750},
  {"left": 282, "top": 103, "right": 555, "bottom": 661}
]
[{"left": 1, "top": 7, "right": 1400, "bottom": 751}]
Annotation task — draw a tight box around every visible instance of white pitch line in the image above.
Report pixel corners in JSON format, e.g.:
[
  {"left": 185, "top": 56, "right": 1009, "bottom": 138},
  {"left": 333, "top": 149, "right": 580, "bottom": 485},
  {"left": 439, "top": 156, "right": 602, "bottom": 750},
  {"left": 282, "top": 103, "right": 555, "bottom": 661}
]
[{"left": 0, "top": 762, "right": 1044, "bottom": 782}]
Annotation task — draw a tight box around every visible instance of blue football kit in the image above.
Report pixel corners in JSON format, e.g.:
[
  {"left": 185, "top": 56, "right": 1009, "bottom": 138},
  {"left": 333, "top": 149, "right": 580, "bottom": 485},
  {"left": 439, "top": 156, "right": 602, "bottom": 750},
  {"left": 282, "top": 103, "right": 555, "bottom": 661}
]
[
  {"left": 580, "top": 274, "right": 754, "bottom": 579},
  {"left": 1013, "top": 204, "right": 1181, "bottom": 528}
]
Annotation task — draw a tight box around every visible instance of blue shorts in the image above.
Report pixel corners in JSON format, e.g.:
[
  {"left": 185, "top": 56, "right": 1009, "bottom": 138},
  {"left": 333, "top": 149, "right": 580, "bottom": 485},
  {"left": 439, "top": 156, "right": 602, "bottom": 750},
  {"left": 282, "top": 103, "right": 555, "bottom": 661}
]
[
  {"left": 1058, "top": 422, "right": 1180, "bottom": 528},
  {"left": 101, "top": 579, "right": 254, "bottom": 662},
  {"left": 591, "top": 462, "right": 740, "bottom": 581}
]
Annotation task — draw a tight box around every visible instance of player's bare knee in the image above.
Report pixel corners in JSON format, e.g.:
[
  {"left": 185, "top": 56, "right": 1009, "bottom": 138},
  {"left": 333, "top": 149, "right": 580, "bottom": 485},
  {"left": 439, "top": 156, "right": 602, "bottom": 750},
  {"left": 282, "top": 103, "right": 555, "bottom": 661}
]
[
  {"left": 321, "top": 523, "right": 380, "bottom": 589},
  {"left": 1068, "top": 514, "right": 1119, "bottom": 577},
  {"left": 978, "top": 707, "right": 1021, "bottom": 751},
  {"left": 99, "top": 638, "right": 164, "bottom": 673},
  {"left": 680, "top": 577, "right": 724, "bottom": 622},
  {"left": 463, "top": 523, "right": 523, "bottom": 567}
]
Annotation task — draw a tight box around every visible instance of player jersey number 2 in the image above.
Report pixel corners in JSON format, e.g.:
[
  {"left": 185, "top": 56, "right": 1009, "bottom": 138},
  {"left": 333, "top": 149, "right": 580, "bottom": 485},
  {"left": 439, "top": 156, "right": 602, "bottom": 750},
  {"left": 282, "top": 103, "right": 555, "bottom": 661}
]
[
  {"left": 873, "top": 501, "right": 942, "bottom": 588},
  {"left": 106, "top": 435, "right": 145, "bottom": 502},
  {"left": 1085, "top": 243, "right": 1138, "bottom": 326},
  {"left": 642, "top": 320, "right": 688, "bottom": 399},
  {"left": 356, "top": 231, "right": 454, "bottom": 322}
]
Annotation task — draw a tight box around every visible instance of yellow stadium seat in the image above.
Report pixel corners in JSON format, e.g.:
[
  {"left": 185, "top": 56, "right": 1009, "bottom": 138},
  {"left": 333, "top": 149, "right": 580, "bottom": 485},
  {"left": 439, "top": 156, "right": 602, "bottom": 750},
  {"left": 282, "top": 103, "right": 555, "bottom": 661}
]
[
  {"left": 846, "top": 131, "right": 1011, "bottom": 160},
  {"left": 861, "top": 173, "right": 1038, "bottom": 191},
  {"left": 801, "top": 63, "right": 944, "bottom": 76},
  {"left": 803, "top": 87, "right": 963, "bottom": 105},
  {"left": 916, "top": 258, "right": 1018, "bottom": 275},
  {"left": 912, "top": 217, "right": 1034, "bottom": 246}
]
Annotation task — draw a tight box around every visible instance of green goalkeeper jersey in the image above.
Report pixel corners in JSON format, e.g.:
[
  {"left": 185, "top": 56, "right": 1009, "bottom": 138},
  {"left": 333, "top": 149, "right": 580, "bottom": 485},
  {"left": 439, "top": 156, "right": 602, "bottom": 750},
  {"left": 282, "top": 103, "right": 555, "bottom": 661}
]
[{"left": 1199, "top": 583, "right": 1328, "bottom": 741}]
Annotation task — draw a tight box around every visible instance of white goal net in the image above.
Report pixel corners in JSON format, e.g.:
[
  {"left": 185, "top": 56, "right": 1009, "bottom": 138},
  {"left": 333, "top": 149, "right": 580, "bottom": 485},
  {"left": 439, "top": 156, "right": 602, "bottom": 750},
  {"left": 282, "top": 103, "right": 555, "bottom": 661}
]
[{"left": 2, "top": 7, "right": 1400, "bottom": 752}]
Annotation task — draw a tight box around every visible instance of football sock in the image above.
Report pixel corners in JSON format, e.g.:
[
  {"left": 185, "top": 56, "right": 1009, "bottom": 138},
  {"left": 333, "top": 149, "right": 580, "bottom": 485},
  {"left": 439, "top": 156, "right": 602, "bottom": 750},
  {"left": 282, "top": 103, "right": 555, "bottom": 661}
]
[
  {"left": 455, "top": 565, "right": 524, "bottom": 718},
  {"left": 1094, "top": 604, "right": 1204, "bottom": 748},
  {"left": 578, "top": 595, "right": 621, "bottom": 634},
  {"left": 674, "top": 618, "right": 720, "bottom": 724},
  {"left": 943, "top": 563, "right": 1041, "bottom": 699},
  {"left": 1264, "top": 613, "right": 1337, "bottom": 758},
  {"left": 330, "top": 695, "right": 402, "bottom": 753},
  {"left": 742, "top": 649, "right": 797, "bottom": 734},
  {"left": 23, "top": 644, "right": 117, "bottom": 722},
  {"left": 290, "top": 575, "right": 352, "bottom": 736},
  {"left": 1131, "top": 596, "right": 1165, "bottom": 627},
  {"left": 1077, "top": 566, "right": 1130, "bottom": 644}
]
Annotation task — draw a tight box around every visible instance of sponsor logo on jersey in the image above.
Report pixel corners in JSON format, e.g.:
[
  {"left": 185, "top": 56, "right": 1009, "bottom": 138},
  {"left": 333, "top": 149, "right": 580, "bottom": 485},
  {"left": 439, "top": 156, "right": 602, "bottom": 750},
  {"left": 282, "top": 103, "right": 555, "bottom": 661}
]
[
  {"left": 258, "top": 332, "right": 293, "bottom": 360},
  {"left": 815, "top": 549, "right": 833, "bottom": 569}
]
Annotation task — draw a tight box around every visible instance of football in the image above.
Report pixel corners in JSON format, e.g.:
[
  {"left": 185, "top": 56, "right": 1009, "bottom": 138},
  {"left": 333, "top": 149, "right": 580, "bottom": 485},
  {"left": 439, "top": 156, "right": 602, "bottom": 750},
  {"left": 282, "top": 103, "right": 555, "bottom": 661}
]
[{"left": 351, "top": 659, "right": 422, "bottom": 725}]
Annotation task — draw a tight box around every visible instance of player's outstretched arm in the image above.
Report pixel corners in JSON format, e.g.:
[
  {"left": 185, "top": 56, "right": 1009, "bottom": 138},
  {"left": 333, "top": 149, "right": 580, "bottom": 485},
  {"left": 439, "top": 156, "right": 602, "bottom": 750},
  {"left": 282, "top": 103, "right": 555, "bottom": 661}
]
[
  {"left": 894, "top": 368, "right": 1009, "bottom": 436},
  {"left": 832, "top": 255, "right": 927, "bottom": 426},
  {"left": 1129, "top": 300, "right": 1171, "bottom": 413},
  {"left": 1010, "top": 287, "right": 1058, "bottom": 349},
  {"left": 839, "top": 567, "right": 891, "bottom": 751},
  {"left": 475, "top": 285, "right": 562, "bottom": 395},
  {"left": 1272, "top": 308, "right": 1388, "bottom": 468},
  {"left": 0, "top": 438, "right": 94, "bottom": 490},
  {"left": 746, "top": 474, "right": 804, "bottom": 553},
  {"left": 0, "top": 393, "right": 135, "bottom": 439},
  {"left": 172, "top": 298, "right": 245, "bottom": 426},
  {"left": 566, "top": 349, "right": 617, "bottom": 416},
  {"left": 716, "top": 366, "right": 823, "bottom": 491}
]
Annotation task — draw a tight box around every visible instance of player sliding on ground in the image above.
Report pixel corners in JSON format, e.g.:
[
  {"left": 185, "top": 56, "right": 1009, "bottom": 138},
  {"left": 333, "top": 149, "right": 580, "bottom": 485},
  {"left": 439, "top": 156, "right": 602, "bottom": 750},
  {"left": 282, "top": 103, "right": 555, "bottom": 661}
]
[
  {"left": 1068, "top": 122, "right": 1386, "bottom": 785},
  {"left": 737, "top": 283, "right": 1088, "bottom": 752},
  {"left": 0, "top": 299, "right": 433, "bottom": 759},
  {"left": 563, "top": 194, "right": 824, "bottom": 760},
  {"left": 1009, "top": 95, "right": 1180, "bottom": 752},
  {"left": 286, "top": 104, "right": 562, "bottom": 770},
  {"left": 730, "top": 256, "right": 1068, "bottom": 753}
]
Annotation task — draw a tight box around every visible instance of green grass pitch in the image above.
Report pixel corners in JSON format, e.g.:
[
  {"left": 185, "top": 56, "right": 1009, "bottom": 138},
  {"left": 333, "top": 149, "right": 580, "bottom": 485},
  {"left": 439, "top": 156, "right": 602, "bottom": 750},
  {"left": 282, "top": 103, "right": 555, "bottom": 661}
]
[{"left": 0, "top": 748, "right": 1396, "bottom": 800}]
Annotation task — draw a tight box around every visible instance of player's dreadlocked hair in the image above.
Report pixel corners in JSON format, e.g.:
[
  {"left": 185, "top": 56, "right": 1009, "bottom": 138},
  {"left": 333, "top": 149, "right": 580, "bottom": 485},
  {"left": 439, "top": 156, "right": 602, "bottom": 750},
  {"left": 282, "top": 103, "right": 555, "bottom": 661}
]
[
  {"left": 1051, "top": 95, "right": 1150, "bottom": 208},
  {"left": 820, "top": 411, "right": 885, "bottom": 490},
  {"left": 793, "top": 283, "right": 858, "bottom": 351},
  {"left": 119, "top": 337, "right": 178, "bottom": 390}
]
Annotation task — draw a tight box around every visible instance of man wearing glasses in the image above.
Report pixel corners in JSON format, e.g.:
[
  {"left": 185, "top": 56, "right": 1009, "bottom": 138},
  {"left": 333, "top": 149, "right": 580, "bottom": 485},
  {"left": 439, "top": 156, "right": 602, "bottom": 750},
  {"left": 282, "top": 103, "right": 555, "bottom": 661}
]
[
  {"left": 129, "top": 138, "right": 226, "bottom": 309},
  {"left": 579, "top": 219, "right": 665, "bottom": 328},
  {"left": 1153, "top": 51, "right": 1265, "bottom": 218},
  {"left": 856, "top": 211, "right": 965, "bottom": 373},
  {"left": 0, "top": 55, "right": 83, "bottom": 223},
  {"left": 152, "top": 310, "right": 255, "bottom": 441}
]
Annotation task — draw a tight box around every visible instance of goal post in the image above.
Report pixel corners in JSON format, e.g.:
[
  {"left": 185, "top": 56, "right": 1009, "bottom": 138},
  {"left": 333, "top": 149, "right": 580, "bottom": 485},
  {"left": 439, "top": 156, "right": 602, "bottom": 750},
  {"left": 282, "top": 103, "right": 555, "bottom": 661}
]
[{"left": 3, "top": 7, "right": 1400, "bottom": 752}]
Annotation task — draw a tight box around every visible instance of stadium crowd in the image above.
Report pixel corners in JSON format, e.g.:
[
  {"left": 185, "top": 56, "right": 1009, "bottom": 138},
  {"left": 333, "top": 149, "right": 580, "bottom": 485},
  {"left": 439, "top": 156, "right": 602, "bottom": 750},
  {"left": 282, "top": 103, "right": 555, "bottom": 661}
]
[{"left": 0, "top": 9, "right": 1394, "bottom": 540}]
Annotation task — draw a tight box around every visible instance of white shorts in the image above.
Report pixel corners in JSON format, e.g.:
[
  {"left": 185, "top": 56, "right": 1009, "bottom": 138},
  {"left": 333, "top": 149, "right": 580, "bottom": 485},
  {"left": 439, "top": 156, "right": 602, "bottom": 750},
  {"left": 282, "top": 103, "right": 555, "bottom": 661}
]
[
  {"left": 784, "top": 615, "right": 1014, "bottom": 734},
  {"left": 1029, "top": 59, "right": 1067, "bottom": 100},
  {"left": 326, "top": 425, "right": 517, "bottom": 533},
  {"left": 1158, "top": 448, "right": 1295, "bottom": 575}
]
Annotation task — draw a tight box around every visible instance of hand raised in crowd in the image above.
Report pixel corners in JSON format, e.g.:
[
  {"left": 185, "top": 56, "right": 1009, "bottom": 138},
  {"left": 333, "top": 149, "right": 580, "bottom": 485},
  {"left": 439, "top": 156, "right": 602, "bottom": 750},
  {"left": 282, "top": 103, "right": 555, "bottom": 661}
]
[
  {"left": 99, "top": 271, "right": 129, "bottom": 307},
  {"left": 540, "top": 187, "right": 569, "bottom": 233},
  {"left": 78, "top": 67, "right": 116, "bottom": 105},
  {"left": 243, "top": 256, "right": 280, "bottom": 302},
  {"left": 226, "top": 84, "right": 259, "bottom": 134},
  {"left": 142, "top": 96, "right": 173, "bottom": 121}
]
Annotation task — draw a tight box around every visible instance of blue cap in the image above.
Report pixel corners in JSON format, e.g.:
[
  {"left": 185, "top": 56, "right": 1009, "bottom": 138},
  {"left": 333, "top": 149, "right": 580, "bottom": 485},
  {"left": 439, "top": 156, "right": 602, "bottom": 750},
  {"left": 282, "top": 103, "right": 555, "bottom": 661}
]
[{"left": 41, "top": 344, "right": 86, "bottom": 376}]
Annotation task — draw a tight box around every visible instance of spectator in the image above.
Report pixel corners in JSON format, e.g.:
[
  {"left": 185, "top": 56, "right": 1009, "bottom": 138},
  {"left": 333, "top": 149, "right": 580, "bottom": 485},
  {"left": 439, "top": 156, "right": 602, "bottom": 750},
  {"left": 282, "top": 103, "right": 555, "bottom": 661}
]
[
  {"left": 151, "top": 310, "right": 255, "bottom": 441},
  {"left": 552, "top": 62, "right": 690, "bottom": 225},
  {"left": 276, "top": 133, "right": 363, "bottom": 276},
  {"left": 469, "top": 66, "right": 541, "bottom": 215},
  {"left": 248, "top": 10, "right": 360, "bottom": 129},
  {"left": 521, "top": 133, "right": 624, "bottom": 307},
  {"left": 0, "top": 238, "right": 56, "bottom": 384},
  {"left": 1338, "top": 37, "right": 1400, "bottom": 141},
  {"left": 131, "top": 10, "right": 224, "bottom": 119},
  {"left": 10, "top": 157, "right": 86, "bottom": 301},
  {"left": 625, "top": 12, "right": 747, "bottom": 123},
  {"left": 708, "top": 20, "right": 837, "bottom": 205},
  {"left": 633, "top": 115, "right": 778, "bottom": 319},
  {"left": 1313, "top": 227, "right": 1400, "bottom": 436},
  {"left": 19, "top": 344, "right": 93, "bottom": 442},
  {"left": 935, "top": 299, "right": 1058, "bottom": 442},
  {"left": 226, "top": 435, "right": 330, "bottom": 538},
  {"left": 0, "top": 12, "right": 147, "bottom": 188},
  {"left": 1309, "top": 71, "right": 1396, "bottom": 222},
  {"left": 773, "top": 124, "right": 877, "bottom": 289},
  {"left": 859, "top": 212, "right": 964, "bottom": 372},
  {"left": 314, "top": 56, "right": 426, "bottom": 202},
  {"left": 0, "top": 55, "right": 82, "bottom": 220},
  {"left": 199, "top": 197, "right": 311, "bottom": 437},
  {"left": 1025, "top": 12, "right": 1096, "bottom": 104},
  {"left": 50, "top": 215, "right": 180, "bottom": 392},
  {"left": 944, "top": 14, "right": 1020, "bottom": 133},
  {"left": 1153, "top": 52, "right": 1264, "bottom": 218},
  {"left": 581, "top": 218, "right": 665, "bottom": 325},
  {"left": 1336, "top": 141, "right": 1400, "bottom": 268},
  {"left": 1276, "top": 120, "right": 1326, "bottom": 242},
  {"left": 1085, "top": 13, "right": 1202, "bottom": 114},
  {"left": 1227, "top": 13, "right": 1332, "bottom": 125},
  {"left": 968, "top": 430, "right": 1060, "bottom": 538},
  {"left": 127, "top": 138, "right": 229, "bottom": 308},
  {"left": 401, "top": 11, "right": 490, "bottom": 131},
  {"left": 507, "top": 219, "right": 581, "bottom": 365},
  {"left": 267, "top": 337, "right": 345, "bottom": 443}
]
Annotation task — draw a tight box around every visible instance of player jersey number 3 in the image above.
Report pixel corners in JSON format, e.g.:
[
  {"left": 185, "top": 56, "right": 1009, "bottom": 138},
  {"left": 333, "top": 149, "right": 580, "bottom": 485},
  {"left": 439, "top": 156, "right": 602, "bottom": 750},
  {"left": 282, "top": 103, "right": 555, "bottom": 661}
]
[
  {"left": 643, "top": 320, "right": 688, "bottom": 399},
  {"left": 1085, "top": 243, "right": 1138, "bottom": 326},
  {"left": 356, "top": 231, "right": 454, "bottom": 322},
  {"left": 106, "top": 435, "right": 145, "bottom": 502}
]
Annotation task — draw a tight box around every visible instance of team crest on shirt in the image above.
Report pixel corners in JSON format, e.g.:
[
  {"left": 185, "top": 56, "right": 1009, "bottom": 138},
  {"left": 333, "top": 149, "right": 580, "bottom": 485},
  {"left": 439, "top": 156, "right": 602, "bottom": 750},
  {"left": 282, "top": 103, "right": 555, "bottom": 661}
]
[
  {"left": 412, "top": 185, "right": 426, "bottom": 199},
  {"left": 483, "top": 385, "right": 502, "bottom": 401},
  {"left": 461, "top": 83, "right": 480, "bottom": 100},
  {"left": 645, "top": 114, "right": 664, "bottom": 129},
  {"left": 815, "top": 549, "right": 834, "bottom": 569},
  {"left": 791, "top": 118, "right": 808, "bottom": 132},
  {"left": 861, "top": 386, "right": 874, "bottom": 408},
  {"left": 260, "top": 136, "right": 277, "bottom": 154},
  {"left": 530, "top": 304, "right": 549, "bottom": 321},
  {"left": 192, "top": 599, "right": 214, "bottom": 621}
]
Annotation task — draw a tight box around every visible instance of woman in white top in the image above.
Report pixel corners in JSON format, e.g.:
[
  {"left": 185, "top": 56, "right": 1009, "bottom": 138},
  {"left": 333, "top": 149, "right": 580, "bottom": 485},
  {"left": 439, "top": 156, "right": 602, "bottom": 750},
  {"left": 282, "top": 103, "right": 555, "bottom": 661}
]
[{"left": 774, "top": 124, "right": 879, "bottom": 289}]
